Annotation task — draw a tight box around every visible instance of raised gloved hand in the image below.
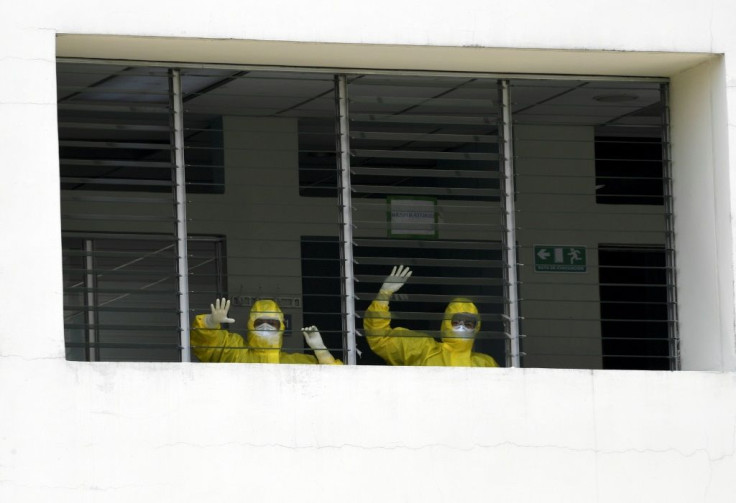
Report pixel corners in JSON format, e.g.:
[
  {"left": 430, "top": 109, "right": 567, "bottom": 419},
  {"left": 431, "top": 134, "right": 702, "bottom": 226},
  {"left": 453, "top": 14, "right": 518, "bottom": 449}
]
[
  {"left": 204, "top": 298, "right": 235, "bottom": 329},
  {"left": 378, "top": 265, "right": 412, "bottom": 300},
  {"left": 301, "top": 325, "right": 336, "bottom": 364},
  {"left": 302, "top": 325, "right": 327, "bottom": 350}
]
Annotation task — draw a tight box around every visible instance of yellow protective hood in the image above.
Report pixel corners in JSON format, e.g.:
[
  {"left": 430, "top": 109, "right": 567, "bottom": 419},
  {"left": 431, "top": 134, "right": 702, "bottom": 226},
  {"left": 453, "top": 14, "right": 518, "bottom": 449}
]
[
  {"left": 440, "top": 298, "right": 480, "bottom": 351},
  {"left": 246, "top": 299, "right": 285, "bottom": 349}
]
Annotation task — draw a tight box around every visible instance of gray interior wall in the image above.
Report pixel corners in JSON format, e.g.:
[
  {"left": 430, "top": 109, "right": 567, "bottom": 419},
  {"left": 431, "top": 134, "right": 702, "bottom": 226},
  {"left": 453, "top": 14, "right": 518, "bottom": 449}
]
[
  {"left": 187, "top": 116, "right": 341, "bottom": 348},
  {"left": 514, "top": 124, "right": 667, "bottom": 369}
]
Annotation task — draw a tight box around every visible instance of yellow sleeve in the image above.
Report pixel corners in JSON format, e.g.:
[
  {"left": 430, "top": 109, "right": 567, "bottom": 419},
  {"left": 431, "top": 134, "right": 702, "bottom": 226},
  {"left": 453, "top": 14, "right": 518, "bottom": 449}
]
[
  {"left": 363, "top": 299, "right": 392, "bottom": 336},
  {"left": 363, "top": 300, "right": 437, "bottom": 366},
  {"left": 190, "top": 314, "right": 250, "bottom": 363},
  {"left": 472, "top": 352, "right": 500, "bottom": 367}
]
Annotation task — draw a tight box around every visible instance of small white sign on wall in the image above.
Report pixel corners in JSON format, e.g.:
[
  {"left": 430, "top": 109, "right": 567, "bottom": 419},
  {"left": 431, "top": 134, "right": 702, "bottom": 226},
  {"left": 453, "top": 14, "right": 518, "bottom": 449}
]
[{"left": 388, "top": 196, "right": 438, "bottom": 239}]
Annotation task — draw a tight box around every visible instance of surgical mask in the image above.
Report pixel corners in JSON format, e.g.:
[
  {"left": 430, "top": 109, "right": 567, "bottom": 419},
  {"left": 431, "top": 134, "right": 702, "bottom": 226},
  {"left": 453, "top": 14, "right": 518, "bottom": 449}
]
[
  {"left": 450, "top": 325, "right": 474, "bottom": 338},
  {"left": 252, "top": 321, "right": 282, "bottom": 342}
]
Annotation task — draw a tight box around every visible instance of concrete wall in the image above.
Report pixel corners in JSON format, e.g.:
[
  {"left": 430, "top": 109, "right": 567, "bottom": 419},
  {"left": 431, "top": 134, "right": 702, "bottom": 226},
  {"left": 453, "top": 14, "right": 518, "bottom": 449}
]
[{"left": 2, "top": 1, "right": 736, "bottom": 501}]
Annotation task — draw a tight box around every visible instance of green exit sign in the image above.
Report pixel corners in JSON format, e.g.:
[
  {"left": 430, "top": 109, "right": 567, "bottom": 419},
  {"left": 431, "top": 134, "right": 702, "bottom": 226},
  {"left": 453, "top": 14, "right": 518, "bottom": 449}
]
[{"left": 534, "top": 245, "right": 587, "bottom": 273}]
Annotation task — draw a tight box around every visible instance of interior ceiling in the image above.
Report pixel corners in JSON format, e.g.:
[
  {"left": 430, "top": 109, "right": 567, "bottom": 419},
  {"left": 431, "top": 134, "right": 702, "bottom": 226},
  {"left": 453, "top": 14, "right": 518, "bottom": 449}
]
[{"left": 57, "top": 64, "right": 664, "bottom": 150}]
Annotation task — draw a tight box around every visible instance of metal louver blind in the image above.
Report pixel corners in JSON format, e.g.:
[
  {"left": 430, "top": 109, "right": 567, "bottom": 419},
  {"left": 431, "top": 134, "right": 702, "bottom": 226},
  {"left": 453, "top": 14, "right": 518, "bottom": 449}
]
[
  {"left": 180, "top": 69, "right": 346, "bottom": 362},
  {"left": 58, "top": 63, "right": 182, "bottom": 361},
  {"left": 346, "top": 75, "right": 509, "bottom": 366},
  {"left": 509, "top": 79, "right": 677, "bottom": 370}
]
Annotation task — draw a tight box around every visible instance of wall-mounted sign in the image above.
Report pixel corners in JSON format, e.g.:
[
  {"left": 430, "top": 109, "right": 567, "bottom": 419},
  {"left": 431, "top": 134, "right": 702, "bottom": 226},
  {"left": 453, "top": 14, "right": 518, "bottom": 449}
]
[
  {"left": 388, "top": 196, "right": 438, "bottom": 239},
  {"left": 534, "top": 245, "right": 587, "bottom": 273}
]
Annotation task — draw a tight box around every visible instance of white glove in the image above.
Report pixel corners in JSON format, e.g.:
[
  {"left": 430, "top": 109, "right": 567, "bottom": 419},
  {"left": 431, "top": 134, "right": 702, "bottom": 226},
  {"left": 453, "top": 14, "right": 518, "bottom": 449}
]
[
  {"left": 379, "top": 265, "right": 412, "bottom": 298},
  {"left": 204, "top": 298, "right": 235, "bottom": 328},
  {"left": 301, "top": 325, "right": 327, "bottom": 350},
  {"left": 302, "top": 325, "right": 336, "bottom": 364}
]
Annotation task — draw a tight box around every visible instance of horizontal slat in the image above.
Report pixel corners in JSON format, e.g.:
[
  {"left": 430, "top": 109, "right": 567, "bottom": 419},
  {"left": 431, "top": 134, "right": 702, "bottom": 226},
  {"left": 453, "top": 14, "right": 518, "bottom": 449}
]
[
  {"left": 350, "top": 131, "right": 497, "bottom": 143},
  {"left": 522, "top": 317, "right": 673, "bottom": 323},
  {"left": 516, "top": 226, "right": 670, "bottom": 234},
  {"left": 63, "top": 252, "right": 177, "bottom": 262},
  {"left": 355, "top": 329, "right": 510, "bottom": 339},
  {"left": 61, "top": 159, "right": 173, "bottom": 168},
  {"left": 350, "top": 113, "right": 498, "bottom": 125},
  {"left": 353, "top": 256, "right": 505, "bottom": 268},
  {"left": 64, "top": 287, "right": 178, "bottom": 295},
  {"left": 64, "top": 305, "right": 178, "bottom": 314},
  {"left": 380, "top": 311, "right": 508, "bottom": 321},
  {"left": 64, "top": 272, "right": 177, "bottom": 282},
  {"left": 351, "top": 185, "right": 501, "bottom": 197},
  {"left": 65, "top": 324, "right": 179, "bottom": 331},
  {"left": 59, "top": 122, "right": 171, "bottom": 132},
  {"left": 522, "top": 281, "right": 674, "bottom": 288},
  {"left": 62, "top": 213, "right": 175, "bottom": 222},
  {"left": 522, "top": 351, "right": 675, "bottom": 359},
  {"left": 65, "top": 342, "right": 181, "bottom": 349},
  {"left": 522, "top": 334, "right": 671, "bottom": 341},
  {"left": 356, "top": 274, "right": 506, "bottom": 286},
  {"left": 60, "top": 140, "right": 170, "bottom": 150},
  {"left": 349, "top": 95, "right": 496, "bottom": 108},
  {"left": 514, "top": 173, "right": 667, "bottom": 181},
  {"left": 58, "top": 103, "right": 170, "bottom": 114},
  {"left": 61, "top": 177, "right": 173, "bottom": 187},
  {"left": 351, "top": 166, "right": 500, "bottom": 178},
  {"left": 354, "top": 293, "right": 507, "bottom": 304},
  {"left": 521, "top": 298, "right": 674, "bottom": 305},
  {"left": 61, "top": 195, "right": 173, "bottom": 204},
  {"left": 353, "top": 218, "right": 502, "bottom": 228},
  {"left": 354, "top": 239, "right": 503, "bottom": 250},
  {"left": 352, "top": 149, "right": 498, "bottom": 161}
]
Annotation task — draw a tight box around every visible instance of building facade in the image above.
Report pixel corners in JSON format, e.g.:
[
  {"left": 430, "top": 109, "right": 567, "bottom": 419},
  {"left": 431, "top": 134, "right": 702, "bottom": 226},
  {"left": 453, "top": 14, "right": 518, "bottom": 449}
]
[{"left": 2, "top": 1, "right": 736, "bottom": 501}]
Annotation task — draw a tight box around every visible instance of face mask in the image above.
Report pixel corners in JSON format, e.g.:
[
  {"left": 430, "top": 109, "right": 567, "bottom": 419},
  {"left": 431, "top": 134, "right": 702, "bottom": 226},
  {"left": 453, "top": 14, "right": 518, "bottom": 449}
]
[
  {"left": 252, "top": 321, "right": 282, "bottom": 343},
  {"left": 451, "top": 325, "right": 474, "bottom": 338}
]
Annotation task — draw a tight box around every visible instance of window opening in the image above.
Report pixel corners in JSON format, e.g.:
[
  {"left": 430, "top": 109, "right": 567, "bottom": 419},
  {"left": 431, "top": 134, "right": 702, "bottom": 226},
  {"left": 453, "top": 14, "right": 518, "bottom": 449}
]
[
  {"left": 63, "top": 233, "right": 224, "bottom": 361},
  {"left": 598, "top": 245, "right": 674, "bottom": 370},
  {"left": 510, "top": 80, "right": 676, "bottom": 369},
  {"left": 300, "top": 236, "right": 345, "bottom": 363},
  {"left": 180, "top": 69, "right": 345, "bottom": 361},
  {"left": 346, "top": 74, "right": 508, "bottom": 366},
  {"left": 57, "top": 61, "right": 676, "bottom": 370},
  {"left": 595, "top": 136, "right": 665, "bottom": 205}
]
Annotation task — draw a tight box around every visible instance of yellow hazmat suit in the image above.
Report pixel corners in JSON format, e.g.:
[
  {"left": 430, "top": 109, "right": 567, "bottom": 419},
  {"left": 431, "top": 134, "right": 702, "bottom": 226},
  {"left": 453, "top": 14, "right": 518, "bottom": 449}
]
[
  {"left": 364, "top": 297, "right": 499, "bottom": 367},
  {"left": 191, "top": 299, "right": 342, "bottom": 364}
]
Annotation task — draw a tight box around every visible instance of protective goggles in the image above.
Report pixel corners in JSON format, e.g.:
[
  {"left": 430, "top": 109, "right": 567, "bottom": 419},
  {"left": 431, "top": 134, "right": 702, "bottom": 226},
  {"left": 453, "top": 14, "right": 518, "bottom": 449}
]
[
  {"left": 450, "top": 313, "right": 479, "bottom": 329},
  {"left": 253, "top": 318, "right": 281, "bottom": 329}
]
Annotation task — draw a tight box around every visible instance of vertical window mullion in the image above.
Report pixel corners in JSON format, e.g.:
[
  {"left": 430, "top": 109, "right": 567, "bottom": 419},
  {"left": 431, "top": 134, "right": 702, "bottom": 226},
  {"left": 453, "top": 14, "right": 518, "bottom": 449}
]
[
  {"left": 337, "top": 75, "right": 357, "bottom": 365},
  {"left": 661, "top": 83, "right": 679, "bottom": 370},
  {"left": 501, "top": 80, "right": 522, "bottom": 368},
  {"left": 170, "top": 68, "right": 191, "bottom": 363}
]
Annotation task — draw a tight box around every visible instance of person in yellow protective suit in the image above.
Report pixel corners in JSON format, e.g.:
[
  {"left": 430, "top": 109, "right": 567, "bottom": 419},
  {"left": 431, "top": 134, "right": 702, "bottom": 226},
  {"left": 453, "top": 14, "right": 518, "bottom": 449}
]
[
  {"left": 191, "top": 298, "right": 342, "bottom": 364},
  {"left": 363, "top": 265, "right": 499, "bottom": 367}
]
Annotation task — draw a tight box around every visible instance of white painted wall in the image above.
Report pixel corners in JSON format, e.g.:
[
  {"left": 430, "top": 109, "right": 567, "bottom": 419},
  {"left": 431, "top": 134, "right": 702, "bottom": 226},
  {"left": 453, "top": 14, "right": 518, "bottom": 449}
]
[
  {"left": 2, "top": 1, "right": 736, "bottom": 501},
  {"left": 1, "top": 360, "right": 735, "bottom": 502},
  {"left": 671, "top": 58, "right": 736, "bottom": 372}
]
